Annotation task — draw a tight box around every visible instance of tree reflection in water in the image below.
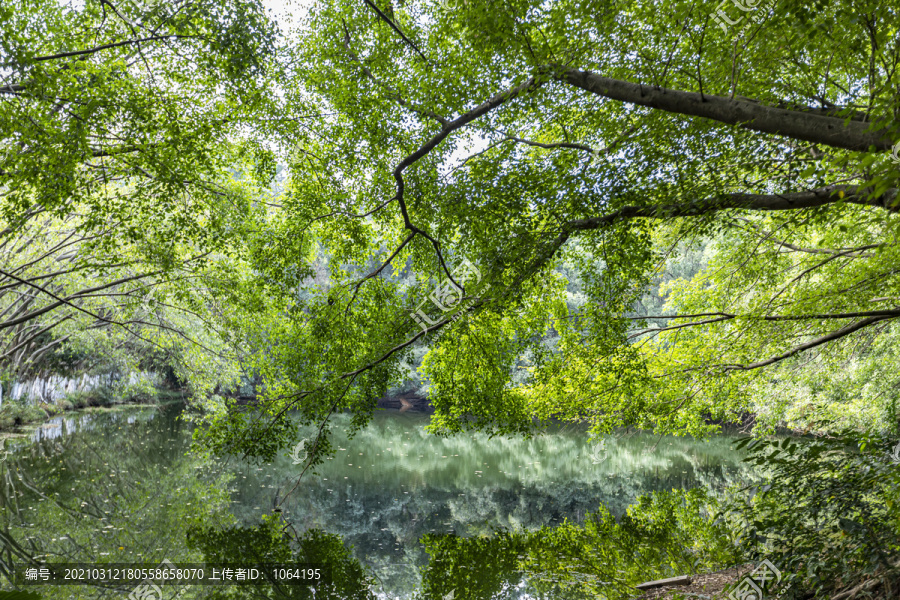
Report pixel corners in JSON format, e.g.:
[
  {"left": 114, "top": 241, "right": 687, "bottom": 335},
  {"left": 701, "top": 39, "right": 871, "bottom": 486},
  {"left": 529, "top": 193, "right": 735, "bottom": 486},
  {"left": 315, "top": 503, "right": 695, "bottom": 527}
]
[{"left": 0, "top": 405, "right": 750, "bottom": 599}]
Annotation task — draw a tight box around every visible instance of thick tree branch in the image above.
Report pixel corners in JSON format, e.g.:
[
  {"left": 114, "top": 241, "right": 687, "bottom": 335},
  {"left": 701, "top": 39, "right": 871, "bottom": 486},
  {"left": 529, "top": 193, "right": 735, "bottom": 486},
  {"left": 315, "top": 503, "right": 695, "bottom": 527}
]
[
  {"left": 489, "top": 129, "right": 595, "bottom": 153},
  {"left": 557, "top": 66, "right": 896, "bottom": 152},
  {"left": 501, "top": 185, "right": 898, "bottom": 320},
  {"left": 628, "top": 309, "right": 900, "bottom": 340},
  {"left": 565, "top": 186, "right": 898, "bottom": 234}
]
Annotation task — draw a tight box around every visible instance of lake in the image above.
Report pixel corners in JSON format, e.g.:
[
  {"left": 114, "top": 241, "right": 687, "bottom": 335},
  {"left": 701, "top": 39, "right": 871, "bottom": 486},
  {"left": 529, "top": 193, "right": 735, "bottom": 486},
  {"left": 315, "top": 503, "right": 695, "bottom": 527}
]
[{"left": 0, "top": 403, "right": 753, "bottom": 598}]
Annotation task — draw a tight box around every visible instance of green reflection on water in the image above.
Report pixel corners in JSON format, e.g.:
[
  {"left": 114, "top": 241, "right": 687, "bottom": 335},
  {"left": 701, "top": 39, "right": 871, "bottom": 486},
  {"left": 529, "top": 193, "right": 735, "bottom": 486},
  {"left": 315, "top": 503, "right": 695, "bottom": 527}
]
[{"left": 0, "top": 405, "right": 752, "bottom": 599}]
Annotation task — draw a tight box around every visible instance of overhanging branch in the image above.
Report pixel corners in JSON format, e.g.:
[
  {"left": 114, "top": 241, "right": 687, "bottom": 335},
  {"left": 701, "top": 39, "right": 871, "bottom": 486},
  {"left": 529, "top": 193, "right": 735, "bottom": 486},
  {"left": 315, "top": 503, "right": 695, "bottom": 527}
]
[
  {"left": 556, "top": 66, "right": 896, "bottom": 152},
  {"left": 722, "top": 316, "right": 892, "bottom": 371},
  {"left": 563, "top": 186, "right": 899, "bottom": 235}
]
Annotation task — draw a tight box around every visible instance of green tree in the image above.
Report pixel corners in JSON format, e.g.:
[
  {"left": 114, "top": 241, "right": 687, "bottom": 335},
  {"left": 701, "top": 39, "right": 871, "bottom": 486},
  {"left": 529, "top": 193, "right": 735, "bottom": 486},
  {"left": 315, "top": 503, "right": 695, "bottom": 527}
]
[
  {"left": 0, "top": 0, "right": 281, "bottom": 392},
  {"left": 197, "top": 0, "right": 900, "bottom": 461}
]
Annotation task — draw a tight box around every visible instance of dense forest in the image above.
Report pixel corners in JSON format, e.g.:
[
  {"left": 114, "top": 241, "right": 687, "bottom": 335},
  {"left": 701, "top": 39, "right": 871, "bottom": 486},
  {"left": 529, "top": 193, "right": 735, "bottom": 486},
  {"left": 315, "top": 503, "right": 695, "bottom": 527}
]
[{"left": 1, "top": 0, "right": 899, "bottom": 598}]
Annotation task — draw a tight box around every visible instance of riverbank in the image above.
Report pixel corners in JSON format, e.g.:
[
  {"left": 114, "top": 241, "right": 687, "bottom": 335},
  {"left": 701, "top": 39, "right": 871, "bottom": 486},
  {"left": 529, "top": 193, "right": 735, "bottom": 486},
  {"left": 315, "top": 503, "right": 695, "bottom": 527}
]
[
  {"left": 0, "top": 388, "right": 186, "bottom": 435},
  {"left": 634, "top": 565, "right": 752, "bottom": 599}
]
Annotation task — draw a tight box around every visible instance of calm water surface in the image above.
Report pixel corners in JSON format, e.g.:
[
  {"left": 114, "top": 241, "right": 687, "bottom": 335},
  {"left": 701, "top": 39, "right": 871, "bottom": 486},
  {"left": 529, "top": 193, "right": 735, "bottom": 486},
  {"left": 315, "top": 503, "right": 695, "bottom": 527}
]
[{"left": 0, "top": 403, "right": 752, "bottom": 598}]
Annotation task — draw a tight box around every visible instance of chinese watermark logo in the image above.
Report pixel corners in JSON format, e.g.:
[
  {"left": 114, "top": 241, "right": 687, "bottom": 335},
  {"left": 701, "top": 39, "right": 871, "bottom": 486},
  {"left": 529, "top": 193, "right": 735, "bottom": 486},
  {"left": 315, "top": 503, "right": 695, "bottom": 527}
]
[
  {"left": 711, "top": 0, "right": 774, "bottom": 33},
  {"left": 290, "top": 439, "right": 309, "bottom": 465},
  {"left": 889, "top": 440, "right": 900, "bottom": 464},
  {"left": 588, "top": 439, "right": 610, "bottom": 464},
  {"left": 127, "top": 558, "right": 180, "bottom": 600},
  {"left": 890, "top": 141, "right": 900, "bottom": 165},
  {"left": 727, "top": 558, "right": 784, "bottom": 600},
  {"left": 410, "top": 259, "right": 490, "bottom": 333}
]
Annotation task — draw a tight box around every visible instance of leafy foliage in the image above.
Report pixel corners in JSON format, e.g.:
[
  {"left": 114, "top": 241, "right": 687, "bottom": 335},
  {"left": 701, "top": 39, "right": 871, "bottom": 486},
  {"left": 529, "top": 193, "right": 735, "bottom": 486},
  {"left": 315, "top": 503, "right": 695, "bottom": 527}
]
[
  {"left": 721, "top": 435, "right": 900, "bottom": 598},
  {"left": 521, "top": 488, "right": 744, "bottom": 598},
  {"left": 186, "top": 518, "right": 376, "bottom": 599},
  {"left": 0, "top": 0, "right": 282, "bottom": 400},
  {"left": 415, "top": 488, "right": 744, "bottom": 599},
  {"left": 185, "top": 0, "right": 900, "bottom": 461}
]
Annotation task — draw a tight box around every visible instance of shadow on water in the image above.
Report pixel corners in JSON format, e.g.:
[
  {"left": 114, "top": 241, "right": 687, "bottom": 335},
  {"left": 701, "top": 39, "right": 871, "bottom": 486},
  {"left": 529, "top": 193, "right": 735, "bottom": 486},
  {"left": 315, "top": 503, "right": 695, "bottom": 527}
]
[{"left": 0, "top": 404, "right": 755, "bottom": 599}]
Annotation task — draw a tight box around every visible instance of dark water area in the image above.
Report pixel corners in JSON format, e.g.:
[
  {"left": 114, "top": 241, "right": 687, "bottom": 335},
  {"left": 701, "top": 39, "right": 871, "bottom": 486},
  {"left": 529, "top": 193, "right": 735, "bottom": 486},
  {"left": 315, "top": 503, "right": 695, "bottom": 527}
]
[{"left": 0, "top": 403, "right": 753, "bottom": 599}]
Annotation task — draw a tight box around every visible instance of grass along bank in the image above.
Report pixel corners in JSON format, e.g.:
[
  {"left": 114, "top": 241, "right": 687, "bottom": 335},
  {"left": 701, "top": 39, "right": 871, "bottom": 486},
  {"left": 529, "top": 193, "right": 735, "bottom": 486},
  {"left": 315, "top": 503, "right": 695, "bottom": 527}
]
[{"left": 0, "top": 381, "right": 183, "bottom": 433}]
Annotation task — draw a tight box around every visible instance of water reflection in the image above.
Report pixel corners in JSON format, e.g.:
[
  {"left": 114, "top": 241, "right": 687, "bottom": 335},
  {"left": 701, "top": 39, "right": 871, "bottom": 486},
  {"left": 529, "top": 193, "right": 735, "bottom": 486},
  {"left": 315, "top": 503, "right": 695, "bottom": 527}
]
[
  {"left": 0, "top": 405, "right": 752, "bottom": 599},
  {"left": 233, "top": 412, "right": 748, "bottom": 595},
  {"left": 9, "top": 408, "right": 161, "bottom": 444}
]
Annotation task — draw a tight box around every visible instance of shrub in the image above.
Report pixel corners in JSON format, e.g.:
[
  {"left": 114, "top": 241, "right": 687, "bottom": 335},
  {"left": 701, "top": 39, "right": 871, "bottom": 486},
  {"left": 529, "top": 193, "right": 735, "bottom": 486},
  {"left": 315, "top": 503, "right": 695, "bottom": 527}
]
[
  {"left": 63, "top": 388, "right": 114, "bottom": 408},
  {"left": 720, "top": 435, "right": 900, "bottom": 599},
  {"left": 0, "top": 401, "right": 47, "bottom": 429},
  {"left": 119, "top": 377, "right": 158, "bottom": 404}
]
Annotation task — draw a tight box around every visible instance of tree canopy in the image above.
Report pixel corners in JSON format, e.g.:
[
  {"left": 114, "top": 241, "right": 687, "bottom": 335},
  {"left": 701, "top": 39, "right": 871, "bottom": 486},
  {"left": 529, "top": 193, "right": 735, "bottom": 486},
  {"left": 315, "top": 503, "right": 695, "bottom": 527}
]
[
  {"left": 212, "top": 0, "right": 900, "bottom": 458},
  {"left": 3, "top": 0, "right": 900, "bottom": 460},
  {"left": 0, "top": 0, "right": 278, "bottom": 389}
]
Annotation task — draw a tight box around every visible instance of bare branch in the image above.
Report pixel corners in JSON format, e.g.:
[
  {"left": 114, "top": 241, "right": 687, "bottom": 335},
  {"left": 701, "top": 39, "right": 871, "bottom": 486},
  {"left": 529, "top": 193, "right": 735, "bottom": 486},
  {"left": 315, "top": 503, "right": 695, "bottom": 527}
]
[
  {"left": 722, "top": 316, "right": 892, "bottom": 371},
  {"left": 360, "top": 0, "right": 428, "bottom": 63},
  {"left": 0, "top": 270, "right": 161, "bottom": 330},
  {"left": 30, "top": 34, "right": 194, "bottom": 62}
]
